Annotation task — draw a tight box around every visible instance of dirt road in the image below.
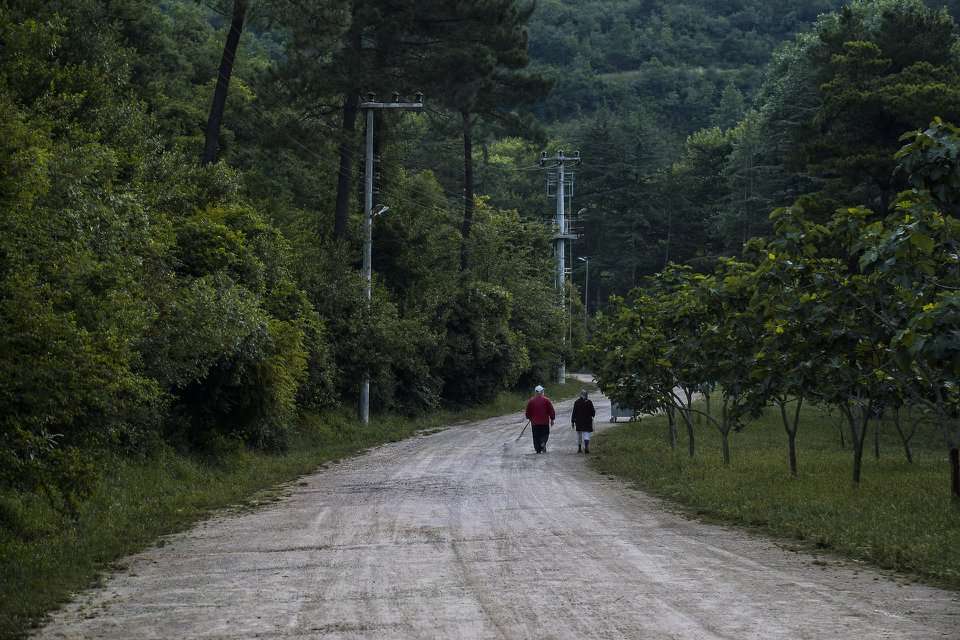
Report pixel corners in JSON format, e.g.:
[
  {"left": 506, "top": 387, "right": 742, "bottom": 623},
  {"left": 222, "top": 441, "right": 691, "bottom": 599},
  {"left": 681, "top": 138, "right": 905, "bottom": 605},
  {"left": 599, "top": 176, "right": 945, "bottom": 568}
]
[{"left": 36, "top": 390, "right": 958, "bottom": 639}]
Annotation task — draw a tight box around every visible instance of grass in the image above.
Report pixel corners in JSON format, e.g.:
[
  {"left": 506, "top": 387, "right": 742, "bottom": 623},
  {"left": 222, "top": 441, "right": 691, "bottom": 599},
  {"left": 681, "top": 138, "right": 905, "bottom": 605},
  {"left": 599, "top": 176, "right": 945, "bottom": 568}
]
[
  {"left": 590, "top": 402, "right": 960, "bottom": 590},
  {"left": 0, "top": 380, "right": 586, "bottom": 639}
]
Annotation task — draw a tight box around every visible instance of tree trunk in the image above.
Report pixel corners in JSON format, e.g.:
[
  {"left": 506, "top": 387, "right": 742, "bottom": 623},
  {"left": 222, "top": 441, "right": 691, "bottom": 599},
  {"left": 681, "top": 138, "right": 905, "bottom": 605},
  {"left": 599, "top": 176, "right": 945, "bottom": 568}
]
[
  {"left": 787, "top": 429, "right": 798, "bottom": 477},
  {"left": 779, "top": 398, "right": 802, "bottom": 477},
  {"left": 686, "top": 416, "right": 695, "bottom": 458},
  {"left": 333, "top": 91, "right": 360, "bottom": 239},
  {"left": 873, "top": 415, "right": 881, "bottom": 460},
  {"left": 683, "top": 388, "right": 695, "bottom": 458},
  {"left": 852, "top": 428, "right": 864, "bottom": 486},
  {"left": 460, "top": 110, "right": 475, "bottom": 271},
  {"left": 844, "top": 403, "right": 869, "bottom": 487},
  {"left": 893, "top": 406, "right": 913, "bottom": 464},
  {"left": 720, "top": 400, "right": 731, "bottom": 465},
  {"left": 665, "top": 404, "right": 678, "bottom": 450},
  {"left": 202, "top": 0, "right": 247, "bottom": 166},
  {"left": 951, "top": 447, "right": 960, "bottom": 499}
]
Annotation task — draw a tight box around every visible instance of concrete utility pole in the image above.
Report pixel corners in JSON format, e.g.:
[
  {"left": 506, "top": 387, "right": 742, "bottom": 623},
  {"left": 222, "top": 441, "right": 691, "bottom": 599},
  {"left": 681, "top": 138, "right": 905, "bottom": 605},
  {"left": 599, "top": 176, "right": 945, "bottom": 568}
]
[
  {"left": 579, "top": 255, "right": 590, "bottom": 337},
  {"left": 539, "top": 150, "right": 581, "bottom": 385},
  {"left": 358, "top": 92, "right": 424, "bottom": 425}
]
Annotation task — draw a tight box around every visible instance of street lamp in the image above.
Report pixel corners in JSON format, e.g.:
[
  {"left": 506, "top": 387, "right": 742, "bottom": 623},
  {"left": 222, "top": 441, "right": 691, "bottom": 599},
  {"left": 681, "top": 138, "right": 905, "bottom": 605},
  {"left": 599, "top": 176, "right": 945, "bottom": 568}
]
[{"left": 578, "top": 256, "right": 590, "bottom": 336}]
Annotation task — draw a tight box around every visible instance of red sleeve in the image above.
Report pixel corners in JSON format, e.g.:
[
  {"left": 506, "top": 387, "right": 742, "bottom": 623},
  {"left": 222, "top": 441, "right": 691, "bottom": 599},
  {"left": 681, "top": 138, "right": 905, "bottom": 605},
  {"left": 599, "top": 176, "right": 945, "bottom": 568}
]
[
  {"left": 548, "top": 400, "right": 556, "bottom": 420},
  {"left": 525, "top": 399, "right": 532, "bottom": 420}
]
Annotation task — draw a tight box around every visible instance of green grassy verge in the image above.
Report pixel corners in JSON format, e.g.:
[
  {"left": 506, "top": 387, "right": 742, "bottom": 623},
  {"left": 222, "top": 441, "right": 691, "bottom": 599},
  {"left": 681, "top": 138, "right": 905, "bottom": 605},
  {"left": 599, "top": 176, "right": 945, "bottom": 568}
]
[
  {"left": 0, "top": 381, "right": 586, "bottom": 639},
  {"left": 590, "top": 403, "right": 960, "bottom": 590}
]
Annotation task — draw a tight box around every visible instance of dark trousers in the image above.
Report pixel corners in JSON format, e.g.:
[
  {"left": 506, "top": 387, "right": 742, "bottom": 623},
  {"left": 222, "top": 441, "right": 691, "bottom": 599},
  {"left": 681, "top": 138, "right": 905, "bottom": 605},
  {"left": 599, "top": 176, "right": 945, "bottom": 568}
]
[{"left": 532, "top": 425, "right": 550, "bottom": 452}]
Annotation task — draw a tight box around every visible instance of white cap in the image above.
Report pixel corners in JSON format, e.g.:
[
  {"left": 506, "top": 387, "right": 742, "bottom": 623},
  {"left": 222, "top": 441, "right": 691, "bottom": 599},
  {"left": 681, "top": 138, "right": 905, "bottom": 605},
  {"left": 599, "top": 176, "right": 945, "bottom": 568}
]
[{"left": 535, "top": 385, "right": 544, "bottom": 393}]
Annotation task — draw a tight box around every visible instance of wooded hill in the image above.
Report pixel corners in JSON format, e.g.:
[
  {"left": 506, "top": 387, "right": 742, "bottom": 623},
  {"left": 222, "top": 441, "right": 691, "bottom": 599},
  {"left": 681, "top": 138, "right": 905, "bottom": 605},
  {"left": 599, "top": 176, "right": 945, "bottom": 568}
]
[
  {"left": 534, "top": 0, "right": 960, "bottom": 306},
  {"left": 530, "top": 0, "right": 843, "bottom": 129}
]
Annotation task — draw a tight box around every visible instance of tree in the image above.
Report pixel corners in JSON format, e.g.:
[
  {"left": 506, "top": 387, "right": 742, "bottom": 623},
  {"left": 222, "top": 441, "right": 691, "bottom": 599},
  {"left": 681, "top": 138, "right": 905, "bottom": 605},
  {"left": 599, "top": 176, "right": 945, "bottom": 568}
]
[
  {"left": 755, "top": 0, "right": 960, "bottom": 214},
  {"left": 658, "top": 128, "right": 733, "bottom": 270},
  {"left": 572, "top": 107, "right": 674, "bottom": 293},
  {"left": 202, "top": 0, "right": 248, "bottom": 165},
  {"left": 588, "top": 293, "right": 682, "bottom": 448},
  {"left": 712, "top": 81, "right": 745, "bottom": 130},
  {"left": 649, "top": 266, "right": 714, "bottom": 458},
  {"left": 862, "top": 120, "right": 960, "bottom": 496},
  {"left": 770, "top": 202, "right": 900, "bottom": 487},
  {"left": 416, "top": 0, "right": 549, "bottom": 270},
  {"left": 718, "top": 110, "right": 774, "bottom": 250},
  {"left": 696, "top": 259, "right": 762, "bottom": 465},
  {"left": 0, "top": 8, "right": 167, "bottom": 510},
  {"left": 747, "top": 209, "right": 838, "bottom": 476},
  {"left": 592, "top": 266, "right": 717, "bottom": 458}
]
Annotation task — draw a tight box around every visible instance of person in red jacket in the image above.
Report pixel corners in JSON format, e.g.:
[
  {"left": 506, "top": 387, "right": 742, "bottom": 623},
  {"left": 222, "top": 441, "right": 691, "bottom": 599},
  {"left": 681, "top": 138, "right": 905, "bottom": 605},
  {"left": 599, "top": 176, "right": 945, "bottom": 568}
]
[{"left": 525, "top": 385, "right": 555, "bottom": 454}]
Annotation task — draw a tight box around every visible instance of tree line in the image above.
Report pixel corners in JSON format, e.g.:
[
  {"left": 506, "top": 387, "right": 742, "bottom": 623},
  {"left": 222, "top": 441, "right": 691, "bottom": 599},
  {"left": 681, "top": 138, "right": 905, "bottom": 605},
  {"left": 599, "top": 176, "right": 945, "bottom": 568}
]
[{"left": 587, "top": 0, "right": 960, "bottom": 498}]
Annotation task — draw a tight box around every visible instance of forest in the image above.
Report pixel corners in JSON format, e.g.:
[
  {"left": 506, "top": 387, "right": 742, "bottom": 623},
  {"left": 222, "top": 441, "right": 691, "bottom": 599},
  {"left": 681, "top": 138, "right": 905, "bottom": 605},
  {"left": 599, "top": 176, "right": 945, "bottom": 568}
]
[
  {"left": 0, "top": 0, "right": 572, "bottom": 518},
  {"left": 2, "top": 0, "right": 960, "bottom": 565},
  {"left": 585, "top": 0, "right": 960, "bottom": 499}
]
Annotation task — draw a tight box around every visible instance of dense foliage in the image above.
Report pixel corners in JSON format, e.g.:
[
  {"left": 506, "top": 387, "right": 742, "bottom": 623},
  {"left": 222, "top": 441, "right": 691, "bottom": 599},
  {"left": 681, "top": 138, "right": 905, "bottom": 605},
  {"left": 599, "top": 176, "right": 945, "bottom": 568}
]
[
  {"left": 526, "top": 0, "right": 960, "bottom": 301},
  {"left": 530, "top": 0, "right": 843, "bottom": 126},
  {"left": 0, "top": 0, "right": 564, "bottom": 516},
  {"left": 587, "top": 0, "right": 960, "bottom": 498},
  {"left": 589, "top": 118, "right": 960, "bottom": 493}
]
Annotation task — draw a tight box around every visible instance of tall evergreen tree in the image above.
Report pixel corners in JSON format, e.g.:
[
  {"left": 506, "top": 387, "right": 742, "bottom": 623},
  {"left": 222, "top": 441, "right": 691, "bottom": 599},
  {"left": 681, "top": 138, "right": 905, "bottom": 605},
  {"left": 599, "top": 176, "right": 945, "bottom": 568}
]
[
  {"left": 712, "top": 81, "right": 746, "bottom": 130},
  {"left": 415, "top": 0, "right": 549, "bottom": 270}
]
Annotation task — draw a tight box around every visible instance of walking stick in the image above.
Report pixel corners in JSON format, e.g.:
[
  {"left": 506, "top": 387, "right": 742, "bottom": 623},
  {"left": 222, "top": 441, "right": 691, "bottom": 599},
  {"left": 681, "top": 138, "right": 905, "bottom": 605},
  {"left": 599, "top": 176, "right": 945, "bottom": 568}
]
[{"left": 515, "top": 420, "right": 531, "bottom": 442}]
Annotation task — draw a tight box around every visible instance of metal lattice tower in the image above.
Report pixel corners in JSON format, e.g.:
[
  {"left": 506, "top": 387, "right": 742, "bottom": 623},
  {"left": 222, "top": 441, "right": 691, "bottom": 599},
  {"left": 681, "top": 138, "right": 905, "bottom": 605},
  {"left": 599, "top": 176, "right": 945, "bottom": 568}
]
[{"left": 539, "top": 150, "right": 582, "bottom": 385}]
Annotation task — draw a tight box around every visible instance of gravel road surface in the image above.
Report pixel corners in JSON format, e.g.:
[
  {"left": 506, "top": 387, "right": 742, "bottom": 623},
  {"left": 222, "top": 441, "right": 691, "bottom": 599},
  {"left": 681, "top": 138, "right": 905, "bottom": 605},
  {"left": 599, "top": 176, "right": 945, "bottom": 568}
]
[{"left": 36, "top": 388, "right": 959, "bottom": 639}]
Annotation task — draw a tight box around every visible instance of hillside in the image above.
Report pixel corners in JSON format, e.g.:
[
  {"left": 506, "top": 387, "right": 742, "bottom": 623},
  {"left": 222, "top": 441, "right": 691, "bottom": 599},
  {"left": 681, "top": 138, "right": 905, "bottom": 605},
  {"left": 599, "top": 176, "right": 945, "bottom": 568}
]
[
  {"left": 528, "top": 0, "right": 846, "bottom": 131},
  {"left": 518, "top": 0, "right": 960, "bottom": 302}
]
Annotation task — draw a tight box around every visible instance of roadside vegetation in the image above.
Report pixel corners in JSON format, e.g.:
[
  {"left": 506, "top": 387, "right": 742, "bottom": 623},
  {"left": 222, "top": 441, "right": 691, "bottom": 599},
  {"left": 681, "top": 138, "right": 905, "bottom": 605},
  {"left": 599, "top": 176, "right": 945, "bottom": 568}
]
[
  {"left": 590, "top": 404, "right": 960, "bottom": 589},
  {"left": 0, "top": 380, "right": 584, "bottom": 639},
  {"left": 588, "top": 1, "right": 960, "bottom": 497},
  {"left": 585, "top": 0, "right": 960, "bottom": 593}
]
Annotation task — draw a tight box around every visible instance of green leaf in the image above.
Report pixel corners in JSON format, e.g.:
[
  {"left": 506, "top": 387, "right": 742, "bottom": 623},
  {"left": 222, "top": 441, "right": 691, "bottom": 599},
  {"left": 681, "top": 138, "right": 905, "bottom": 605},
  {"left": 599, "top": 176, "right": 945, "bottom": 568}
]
[{"left": 909, "top": 233, "right": 935, "bottom": 254}]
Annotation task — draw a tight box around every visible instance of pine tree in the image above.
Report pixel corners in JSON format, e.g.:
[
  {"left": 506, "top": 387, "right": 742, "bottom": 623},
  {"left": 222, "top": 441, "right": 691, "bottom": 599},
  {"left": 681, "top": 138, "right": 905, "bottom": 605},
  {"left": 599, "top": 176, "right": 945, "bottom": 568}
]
[
  {"left": 712, "top": 81, "right": 745, "bottom": 130},
  {"left": 413, "top": 0, "right": 549, "bottom": 270}
]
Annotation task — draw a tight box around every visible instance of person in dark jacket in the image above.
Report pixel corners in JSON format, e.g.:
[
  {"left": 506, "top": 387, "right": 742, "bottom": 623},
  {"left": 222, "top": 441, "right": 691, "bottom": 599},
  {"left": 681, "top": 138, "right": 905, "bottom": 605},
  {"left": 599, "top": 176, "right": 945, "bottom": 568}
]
[
  {"left": 525, "top": 385, "right": 555, "bottom": 453},
  {"left": 571, "top": 389, "right": 596, "bottom": 453}
]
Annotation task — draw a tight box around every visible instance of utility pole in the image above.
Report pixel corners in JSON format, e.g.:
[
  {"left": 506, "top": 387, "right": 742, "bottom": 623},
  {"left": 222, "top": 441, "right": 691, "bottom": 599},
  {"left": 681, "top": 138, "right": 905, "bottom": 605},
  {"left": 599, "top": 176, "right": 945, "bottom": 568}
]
[
  {"left": 579, "top": 256, "right": 590, "bottom": 337},
  {"left": 358, "top": 92, "right": 424, "bottom": 425},
  {"left": 539, "top": 150, "right": 581, "bottom": 385}
]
